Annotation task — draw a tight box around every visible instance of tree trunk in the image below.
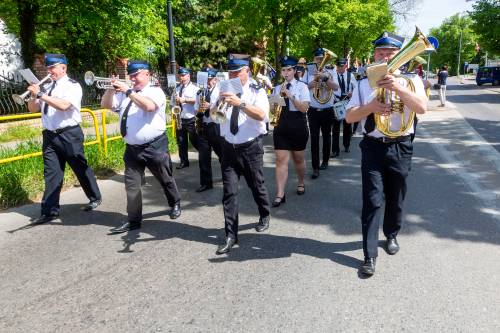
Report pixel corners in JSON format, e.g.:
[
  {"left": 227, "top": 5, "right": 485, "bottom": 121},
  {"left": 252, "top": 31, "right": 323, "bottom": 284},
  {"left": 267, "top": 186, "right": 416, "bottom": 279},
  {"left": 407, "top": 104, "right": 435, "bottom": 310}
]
[{"left": 17, "top": 0, "right": 39, "bottom": 68}]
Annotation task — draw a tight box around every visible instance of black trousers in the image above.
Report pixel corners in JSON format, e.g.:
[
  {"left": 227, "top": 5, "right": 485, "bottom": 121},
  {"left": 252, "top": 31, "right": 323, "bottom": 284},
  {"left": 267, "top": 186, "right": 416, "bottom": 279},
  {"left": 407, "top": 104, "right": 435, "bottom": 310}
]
[
  {"left": 41, "top": 125, "right": 101, "bottom": 216},
  {"left": 176, "top": 118, "right": 200, "bottom": 165},
  {"left": 307, "top": 107, "right": 333, "bottom": 170},
  {"left": 332, "top": 119, "right": 352, "bottom": 153},
  {"left": 124, "top": 133, "right": 180, "bottom": 223},
  {"left": 198, "top": 122, "right": 223, "bottom": 187},
  {"left": 221, "top": 137, "right": 270, "bottom": 239},
  {"left": 360, "top": 137, "right": 413, "bottom": 258}
]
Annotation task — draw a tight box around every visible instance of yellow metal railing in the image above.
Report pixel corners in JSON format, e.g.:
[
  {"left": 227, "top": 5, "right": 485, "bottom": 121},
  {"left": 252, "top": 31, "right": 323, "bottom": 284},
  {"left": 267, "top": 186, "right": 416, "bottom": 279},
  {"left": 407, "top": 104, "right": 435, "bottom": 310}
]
[
  {"left": 0, "top": 109, "right": 100, "bottom": 165},
  {"left": 0, "top": 107, "right": 176, "bottom": 165}
]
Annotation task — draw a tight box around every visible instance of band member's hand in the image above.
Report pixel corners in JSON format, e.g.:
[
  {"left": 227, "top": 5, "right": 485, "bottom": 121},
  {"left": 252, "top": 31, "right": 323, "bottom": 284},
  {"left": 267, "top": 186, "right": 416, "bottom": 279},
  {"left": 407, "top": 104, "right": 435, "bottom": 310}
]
[
  {"left": 376, "top": 74, "right": 401, "bottom": 92},
  {"left": 27, "top": 83, "right": 40, "bottom": 96},
  {"left": 281, "top": 88, "right": 291, "bottom": 99},
  {"left": 314, "top": 73, "right": 322, "bottom": 82},
  {"left": 111, "top": 77, "right": 129, "bottom": 93},
  {"left": 310, "top": 80, "right": 318, "bottom": 88},
  {"left": 201, "top": 101, "right": 210, "bottom": 109},
  {"left": 369, "top": 98, "right": 391, "bottom": 116},
  {"left": 176, "top": 96, "right": 184, "bottom": 104},
  {"left": 347, "top": 91, "right": 353, "bottom": 98},
  {"left": 220, "top": 92, "right": 241, "bottom": 107}
]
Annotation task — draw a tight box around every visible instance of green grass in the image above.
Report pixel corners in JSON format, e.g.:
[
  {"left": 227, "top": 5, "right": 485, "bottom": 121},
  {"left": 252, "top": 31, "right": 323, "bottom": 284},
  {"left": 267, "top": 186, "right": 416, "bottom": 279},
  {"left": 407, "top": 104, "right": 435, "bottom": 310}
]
[
  {"left": 0, "top": 125, "right": 42, "bottom": 143},
  {"left": 81, "top": 112, "right": 120, "bottom": 128},
  {"left": 0, "top": 131, "right": 177, "bottom": 209}
]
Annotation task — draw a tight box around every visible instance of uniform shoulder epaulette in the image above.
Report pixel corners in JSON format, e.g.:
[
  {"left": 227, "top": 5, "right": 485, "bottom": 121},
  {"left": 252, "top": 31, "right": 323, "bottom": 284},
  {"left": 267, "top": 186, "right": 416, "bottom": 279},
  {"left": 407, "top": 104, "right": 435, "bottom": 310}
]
[
  {"left": 69, "top": 78, "right": 78, "bottom": 83},
  {"left": 250, "top": 82, "right": 262, "bottom": 90}
]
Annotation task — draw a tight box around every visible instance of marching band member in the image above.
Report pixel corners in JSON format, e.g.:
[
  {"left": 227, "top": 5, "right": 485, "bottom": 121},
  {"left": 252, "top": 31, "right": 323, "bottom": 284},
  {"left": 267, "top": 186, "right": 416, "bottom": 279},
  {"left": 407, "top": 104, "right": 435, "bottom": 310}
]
[
  {"left": 194, "top": 68, "right": 222, "bottom": 192},
  {"left": 332, "top": 58, "right": 357, "bottom": 156},
  {"left": 101, "top": 60, "right": 181, "bottom": 233},
  {"left": 215, "top": 53, "right": 271, "bottom": 255},
  {"left": 345, "top": 32, "right": 427, "bottom": 275},
  {"left": 271, "top": 56, "right": 310, "bottom": 207},
  {"left": 172, "top": 67, "right": 200, "bottom": 169},
  {"left": 307, "top": 48, "right": 339, "bottom": 179},
  {"left": 27, "top": 53, "right": 102, "bottom": 224}
]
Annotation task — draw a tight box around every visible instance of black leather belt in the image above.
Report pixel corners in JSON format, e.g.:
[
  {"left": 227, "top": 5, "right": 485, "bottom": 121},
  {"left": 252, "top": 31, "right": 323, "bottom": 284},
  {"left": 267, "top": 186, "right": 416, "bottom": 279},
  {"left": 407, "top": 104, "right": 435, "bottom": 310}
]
[
  {"left": 309, "top": 107, "right": 333, "bottom": 112},
  {"left": 225, "top": 135, "right": 263, "bottom": 149},
  {"left": 45, "top": 124, "right": 79, "bottom": 134},
  {"left": 364, "top": 134, "right": 411, "bottom": 144}
]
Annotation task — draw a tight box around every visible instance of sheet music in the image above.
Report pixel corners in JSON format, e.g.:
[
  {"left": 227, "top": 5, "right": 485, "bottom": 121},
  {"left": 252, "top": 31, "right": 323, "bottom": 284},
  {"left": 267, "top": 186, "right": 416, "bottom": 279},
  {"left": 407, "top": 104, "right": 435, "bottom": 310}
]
[
  {"left": 196, "top": 71, "right": 208, "bottom": 88},
  {"left": 167, "top": 74, "right": 177, "bottom": 88},
  {"left": 269, "top": 94, "right": 286, "bottom": 106},
  {"left": 219, "top": 77, "right": 243, "bottom": 95},
  {"left": 18, "top": 69, "right": 40, "bottom": 84},
  {"left": 216, "top": 72, "right": 229, "bottom": 81}
]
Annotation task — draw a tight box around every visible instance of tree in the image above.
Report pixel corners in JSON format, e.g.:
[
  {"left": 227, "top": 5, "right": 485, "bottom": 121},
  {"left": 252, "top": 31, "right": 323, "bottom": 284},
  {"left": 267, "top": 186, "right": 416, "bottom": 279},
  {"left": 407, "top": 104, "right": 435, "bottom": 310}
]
[
  {"left": 468, "top": 0, "right": 500, "bottom": 56},
  {"left": 429, "top": 14, "right": 478, "bottom": 76}
]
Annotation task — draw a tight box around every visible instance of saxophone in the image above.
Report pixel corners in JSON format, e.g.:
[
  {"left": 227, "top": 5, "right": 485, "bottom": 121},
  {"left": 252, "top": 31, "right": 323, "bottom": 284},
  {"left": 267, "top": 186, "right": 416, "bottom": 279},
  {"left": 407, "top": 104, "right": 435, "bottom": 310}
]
[
  {"left": 195, "top": 88, "right": 205, "bottom": 135},
  {"left": 270, "top": 82, "right": 287, "bottom": 127},
  {"left": 171, "top": 85, "right": 182, "bottom": 130}
]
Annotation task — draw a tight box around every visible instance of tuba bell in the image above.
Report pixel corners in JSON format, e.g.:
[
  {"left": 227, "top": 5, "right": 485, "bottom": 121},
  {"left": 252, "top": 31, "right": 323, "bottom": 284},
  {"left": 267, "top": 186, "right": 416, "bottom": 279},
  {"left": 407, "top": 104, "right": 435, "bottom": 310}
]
[
  {"left": 373, "top": 26, "right": 435, "bottom": 138},
  {"left": 313, "top": 48, "right": 337, "bottom": 104}
]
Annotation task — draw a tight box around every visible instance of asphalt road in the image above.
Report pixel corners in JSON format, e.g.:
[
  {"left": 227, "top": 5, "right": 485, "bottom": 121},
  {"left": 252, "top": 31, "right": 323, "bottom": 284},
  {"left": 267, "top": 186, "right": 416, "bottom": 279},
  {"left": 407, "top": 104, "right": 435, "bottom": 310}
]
[{"left": 1, "top": 87, "right": 499, "bottom": 332}]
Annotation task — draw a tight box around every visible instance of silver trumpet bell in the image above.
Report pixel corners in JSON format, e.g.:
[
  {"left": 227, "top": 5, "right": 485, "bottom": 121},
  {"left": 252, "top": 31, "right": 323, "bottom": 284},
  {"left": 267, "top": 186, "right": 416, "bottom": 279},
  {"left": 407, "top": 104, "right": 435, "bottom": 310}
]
[
  {"left": 11, "top": 74, "right": 53, "bottom": 105},
  {"left": 210, "top": 99, "right": 229, "bottom": 124},
  {"left": 84, "top": 71, "right": 130, "bottom": 89}
]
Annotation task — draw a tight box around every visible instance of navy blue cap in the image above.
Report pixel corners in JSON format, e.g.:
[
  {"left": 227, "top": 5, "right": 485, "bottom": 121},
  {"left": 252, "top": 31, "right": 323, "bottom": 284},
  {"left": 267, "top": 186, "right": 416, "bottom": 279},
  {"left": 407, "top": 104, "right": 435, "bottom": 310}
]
[
  {"left": 312, "top": 48, "right": 325, "bottom": 57},
  {"left": 127, "top": 60, "right": 150, "bottom": 75},
  {"left": 44, "top": 54, "right": 67, "bottom": 67},
  {"left": 336, "top": 58, "right": 347, "bottom": 66},
  {"left": 280, "top": 56, "right": 298, "bottom": 68},
  {"left": 373, "top": 32, "right": 404, "bottom": 49},
  {"left": 227, "top": 53, "right": 250, "bottom": 71},
  {"left": 203, "top": 68, "right": 218, "bottom": 78},
  {"left": 178, "top": 67, "right": 191, "bottom": 75}
]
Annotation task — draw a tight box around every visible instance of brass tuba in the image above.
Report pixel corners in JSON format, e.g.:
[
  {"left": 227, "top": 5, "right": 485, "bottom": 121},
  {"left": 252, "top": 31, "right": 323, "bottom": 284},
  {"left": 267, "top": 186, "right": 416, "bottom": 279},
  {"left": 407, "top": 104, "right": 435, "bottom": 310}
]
[
  {"left": 313, "top": 48, "right": 337, "bottom": 104},
  {"left": 374, "top": 26, "right": 434, "bottom": 138}
]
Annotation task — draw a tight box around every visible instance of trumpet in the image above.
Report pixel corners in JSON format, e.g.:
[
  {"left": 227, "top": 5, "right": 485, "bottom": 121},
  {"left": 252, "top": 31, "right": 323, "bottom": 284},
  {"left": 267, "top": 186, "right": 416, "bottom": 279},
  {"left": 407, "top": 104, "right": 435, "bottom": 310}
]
[
  {"left": 12, "top": 74, "right": 53, "bottom": 105},
  {"left": 84, "top": 71, "right": 131, "bottom": 89},
  {"left": 210, "top": 98, "right": 229, "bottom": 124}
]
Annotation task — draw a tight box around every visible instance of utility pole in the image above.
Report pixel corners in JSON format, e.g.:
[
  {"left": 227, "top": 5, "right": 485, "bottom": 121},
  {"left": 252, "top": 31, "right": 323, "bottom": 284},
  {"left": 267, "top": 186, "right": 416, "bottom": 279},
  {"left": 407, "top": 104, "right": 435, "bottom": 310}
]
[{"left": 167, "top": 0, "right": 176, "bottom": 75}]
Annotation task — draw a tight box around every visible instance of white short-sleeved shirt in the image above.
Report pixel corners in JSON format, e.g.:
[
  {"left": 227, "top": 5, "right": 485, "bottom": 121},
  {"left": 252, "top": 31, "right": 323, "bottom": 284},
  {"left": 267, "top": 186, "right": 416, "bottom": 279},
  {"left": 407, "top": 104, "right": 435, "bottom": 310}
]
[
  {"left": 112, "top": 83, "right": 167, "bottom": 145},
  {"left": 272, "top": 79, "right": 310, "bottom": 111},
  {"left": 346, "top": 73, "right": 426, "bottom": 138},
  {"left": 170, "top": 81, "right": 199, "bottom": 119},
  {"left": 194, "top": 84, "right": 220, "bottom": 124},
  {"left": 333, "top": 71, "right": 357, "bottom": 100},
  {"left": 40, "top": 75, "right": 82, "bottom": 131},
  {"left": 220, "top": 78, "right": 269, "bottom": 144},
  {"left": 306, "top": 68, "right": 335, "bottom": 108}
]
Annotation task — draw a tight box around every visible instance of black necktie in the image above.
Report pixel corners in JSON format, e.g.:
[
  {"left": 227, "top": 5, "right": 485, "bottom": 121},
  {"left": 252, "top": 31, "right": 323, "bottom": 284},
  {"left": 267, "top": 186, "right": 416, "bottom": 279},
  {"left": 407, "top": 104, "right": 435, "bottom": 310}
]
[
  {"left": 203, "top": 87, "right": 213, "bottom": 118},
  {"left": 178, "top": 85, "right": 185, "bottom": 111},
  {"left": 284, "top": 83, "right": 291, "bottom": 110},
  {"left": 43, "top": 81, "right": 57, "bottom": 114},
  {"left": 120, "top": 90, "right": 140, "bottom": 137},
  {"left": 230, "top": 93, "right": 242, "bottom": 135},
  {"left": 339, "top": 74, "right": 346, "bottom": 96}
]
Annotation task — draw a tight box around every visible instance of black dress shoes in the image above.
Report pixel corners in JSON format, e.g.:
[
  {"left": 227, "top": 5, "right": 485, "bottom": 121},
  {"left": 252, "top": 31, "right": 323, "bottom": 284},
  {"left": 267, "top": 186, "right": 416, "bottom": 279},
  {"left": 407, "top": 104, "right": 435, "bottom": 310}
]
[
  {"left": 195, "top": 184, "right": 213, "bottom": 193},
  {"left": 110, "top": 221, "right": 141, "bottom": 234},
  {"left": 360, "top": 257, "right": 376, "bottom": 276},
  {"left": 319, "top": 162, "right": 328, "bottom": 170},
  {"left": 216, "top": 237, "right": 237, "bottom": 255},
  {"left": 272, "top": 195, "right": 286, "bottom": 208},
  {"left": 311, "top": 169, "right": 320, "bottom": 179},
  {"left": 176, "top": 162, "right": 189, "bottom": 170},
  {"left": 344, "top": 147, "right": 350, "bottom": 153},
  {"left": 83, "top": 199, "right": 102, "bottom": 211},
  {"left": 33, "top": 214, "right": 59, "bottom": 225},
  {"left": 386, "top": 238, "right": 400, "bottom": 255},
  {"left": 169, "top": 203, "right": 181, "bottom": 219},
  {"left": 331, "top": 151, "right": 340, "bottom": 158},
  {"left": 255, "top": 216, "right": 270, "bottom": 232}
]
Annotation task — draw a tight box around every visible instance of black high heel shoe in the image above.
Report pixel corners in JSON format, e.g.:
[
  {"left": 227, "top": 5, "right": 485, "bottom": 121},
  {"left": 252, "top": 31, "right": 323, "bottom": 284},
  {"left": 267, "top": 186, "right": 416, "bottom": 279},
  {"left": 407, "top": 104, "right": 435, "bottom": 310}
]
[{"left": 272, "top": 195, "right": 286, "bottom": 207}]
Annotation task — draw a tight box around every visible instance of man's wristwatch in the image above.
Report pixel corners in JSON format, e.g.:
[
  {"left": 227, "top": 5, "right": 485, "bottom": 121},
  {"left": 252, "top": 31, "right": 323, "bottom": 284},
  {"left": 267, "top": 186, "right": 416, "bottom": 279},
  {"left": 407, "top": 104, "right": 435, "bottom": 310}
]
[
  {"left": 36, "top": 91, "right": 45, "bottom": 99},
  {"left": 126, "top": 89, "right": 133, "bottom": 97},
  {"left": 240, "top": 102, "right": 247, "bottom": 109}
]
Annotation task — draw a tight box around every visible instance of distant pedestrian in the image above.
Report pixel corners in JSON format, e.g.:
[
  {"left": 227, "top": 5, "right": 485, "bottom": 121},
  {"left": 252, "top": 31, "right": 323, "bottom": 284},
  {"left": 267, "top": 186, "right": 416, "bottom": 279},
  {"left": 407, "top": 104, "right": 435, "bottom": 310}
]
[{"left": 437, "top": 65, "right": 449, "bottom": 107}]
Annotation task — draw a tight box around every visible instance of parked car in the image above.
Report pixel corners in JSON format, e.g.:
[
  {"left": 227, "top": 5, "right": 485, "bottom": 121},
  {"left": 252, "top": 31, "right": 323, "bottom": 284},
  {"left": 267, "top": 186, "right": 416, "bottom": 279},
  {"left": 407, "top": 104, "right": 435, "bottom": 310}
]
[{"left": 476, "top": 66, "right": 500, "bottom": 86}]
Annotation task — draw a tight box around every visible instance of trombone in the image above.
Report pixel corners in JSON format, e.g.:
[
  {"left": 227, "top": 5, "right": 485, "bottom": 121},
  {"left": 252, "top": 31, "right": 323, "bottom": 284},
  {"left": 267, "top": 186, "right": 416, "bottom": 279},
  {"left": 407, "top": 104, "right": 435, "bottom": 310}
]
[
  {"left": 84, "top": 71, "right": 131, "bottom": 89},
  {"left": 12, "top": 74, "right": 53, "bottom": 105}
]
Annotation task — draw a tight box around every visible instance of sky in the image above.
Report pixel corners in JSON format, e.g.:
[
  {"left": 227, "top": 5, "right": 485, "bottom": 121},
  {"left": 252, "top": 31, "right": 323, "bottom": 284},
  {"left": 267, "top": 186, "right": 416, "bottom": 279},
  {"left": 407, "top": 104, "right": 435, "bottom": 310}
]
[{"left": 396, "top": 0, "right": 475, "bottom": 38}]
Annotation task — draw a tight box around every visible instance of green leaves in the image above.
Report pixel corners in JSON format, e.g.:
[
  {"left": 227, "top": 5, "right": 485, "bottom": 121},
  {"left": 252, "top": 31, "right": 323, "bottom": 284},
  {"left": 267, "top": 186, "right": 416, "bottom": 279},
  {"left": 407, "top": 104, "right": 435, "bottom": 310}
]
[{"left": 469, "top": 0, "right": 500, "bottom": 56}]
